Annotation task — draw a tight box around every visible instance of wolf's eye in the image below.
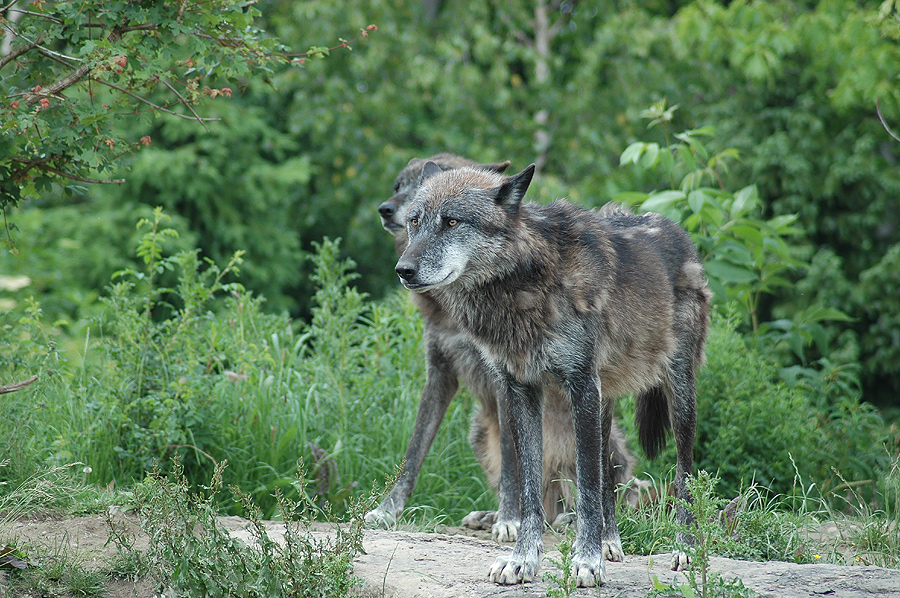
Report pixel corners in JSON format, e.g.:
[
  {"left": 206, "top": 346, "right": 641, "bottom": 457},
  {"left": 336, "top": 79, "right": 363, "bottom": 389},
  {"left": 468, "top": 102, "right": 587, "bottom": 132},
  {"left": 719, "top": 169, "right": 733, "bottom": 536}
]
[
  {"left": 410, "top": 217, "right": 419, "bottom": 227},
  {"left": 447, "top": 218, "right": 458, "bottom": 227}
]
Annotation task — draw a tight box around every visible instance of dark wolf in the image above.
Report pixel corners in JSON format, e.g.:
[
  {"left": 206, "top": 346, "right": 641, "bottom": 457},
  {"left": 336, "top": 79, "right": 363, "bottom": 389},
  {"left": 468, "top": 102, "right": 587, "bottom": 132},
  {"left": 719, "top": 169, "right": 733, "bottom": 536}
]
[
  {"left": 366, "top": 153, "right": 639, "bottom": 542},
  {"left": 395, "top": 163, "right": 710, "bottom": 586}
]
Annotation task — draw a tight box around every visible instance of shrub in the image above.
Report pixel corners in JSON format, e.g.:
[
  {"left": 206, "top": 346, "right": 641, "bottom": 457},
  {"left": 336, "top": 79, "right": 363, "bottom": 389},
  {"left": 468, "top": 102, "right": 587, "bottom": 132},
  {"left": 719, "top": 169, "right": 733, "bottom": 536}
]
[
  {"left": 119, "top": 460, "right": 368, "bottom": 598},
  {"left": 625, "top": 312, "right": 891, "bottom": 504}
]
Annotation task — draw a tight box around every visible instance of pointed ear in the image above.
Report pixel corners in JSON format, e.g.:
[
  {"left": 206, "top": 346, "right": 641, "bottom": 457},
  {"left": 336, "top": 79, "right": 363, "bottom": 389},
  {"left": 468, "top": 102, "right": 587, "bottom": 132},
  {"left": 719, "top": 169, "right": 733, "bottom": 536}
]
[
  {"left": 420, "top": 161, "right": 443, "bottom": 184},
  {"left": 493, "top": 164, "right": 535, "bottom": 210},
  {"left": 483, "top": 160, "right": 511, "bottom": 174}
]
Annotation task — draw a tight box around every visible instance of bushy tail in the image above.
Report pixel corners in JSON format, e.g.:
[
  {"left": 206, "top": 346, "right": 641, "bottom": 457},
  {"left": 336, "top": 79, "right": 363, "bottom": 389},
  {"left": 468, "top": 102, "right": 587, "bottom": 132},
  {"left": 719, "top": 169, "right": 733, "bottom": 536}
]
[{"left": 636, "top": 386, "right": 670, "bottom": 460}]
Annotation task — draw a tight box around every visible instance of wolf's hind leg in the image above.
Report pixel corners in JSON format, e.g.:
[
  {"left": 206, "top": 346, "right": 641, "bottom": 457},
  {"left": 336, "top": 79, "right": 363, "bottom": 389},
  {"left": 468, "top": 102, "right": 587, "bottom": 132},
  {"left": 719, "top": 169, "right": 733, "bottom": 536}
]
[
  {"left": 490, "top": 391, "right": 522, "bottom": 542},
  {"left": 668, "top": 349, "right": 698, "bottom": 570},
  {"left": 365, "top": 348, "right": 459, "bottom": 529}
]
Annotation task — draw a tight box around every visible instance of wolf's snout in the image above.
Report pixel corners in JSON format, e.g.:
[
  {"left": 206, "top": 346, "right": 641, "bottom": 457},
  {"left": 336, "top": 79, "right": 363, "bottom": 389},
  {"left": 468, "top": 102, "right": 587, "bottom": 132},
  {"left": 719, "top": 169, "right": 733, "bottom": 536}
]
[
  {"left": 378, "top": 201, "right": 396, "bottom": 218},
  {"left": 395, "top": 261, "right": 417, "bottom": 281}
]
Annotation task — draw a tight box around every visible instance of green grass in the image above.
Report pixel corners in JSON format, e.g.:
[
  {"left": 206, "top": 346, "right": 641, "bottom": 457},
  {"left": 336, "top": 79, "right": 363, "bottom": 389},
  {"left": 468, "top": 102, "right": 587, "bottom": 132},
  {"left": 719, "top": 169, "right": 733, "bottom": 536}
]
[{"left": 1, "top": 224, "right": 490, "bottom": 522}]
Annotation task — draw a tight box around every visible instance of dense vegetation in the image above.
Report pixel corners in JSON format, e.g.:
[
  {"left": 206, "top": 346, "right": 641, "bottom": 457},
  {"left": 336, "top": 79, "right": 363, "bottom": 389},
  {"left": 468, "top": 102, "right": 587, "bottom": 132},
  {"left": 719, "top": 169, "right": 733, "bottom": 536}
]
[
  {"left": 3, "top": 0, "right": 900, "bottom": 411},
  {"left": 1, "top": 0, "right": 899, "bottom": 579}
]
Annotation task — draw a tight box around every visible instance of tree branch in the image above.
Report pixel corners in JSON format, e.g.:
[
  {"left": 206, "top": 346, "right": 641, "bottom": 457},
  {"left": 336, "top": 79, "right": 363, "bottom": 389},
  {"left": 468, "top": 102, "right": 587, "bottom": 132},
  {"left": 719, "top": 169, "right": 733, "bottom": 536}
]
[
  {"left": 876, "top": 99, "right": 900, "bottom": 144},
  {"left": 33, "top": 162, "right": 126, "bottom": 184},
  {"left": 7, "top": 7, "right": 62, "bottom": 24},
  {"left": 0, "top": 375, "right": 37, "bottom": 394},
  {"left": 8, "top": 155, "right": 53, "bottom": 182},
  {"left": 159, "top": 78, "right": 210, "bottom": 132},
  {"left": 23, "top": 24, "right": 128, "bottom": 106},
  {"left": 3, "top": 22, "right": 82, "bottom": 64},
  {"left": 9, "top": 156, "right": 126, "bottom": 184},
  {"left": 0, "top": 40, "right": 37, "bottom": 70},
  {"left": 95, "top": 77, "right": 221, "bottom": 123},
  {"left": 24, "top": 62, "right": 91, "bottom": 105}
]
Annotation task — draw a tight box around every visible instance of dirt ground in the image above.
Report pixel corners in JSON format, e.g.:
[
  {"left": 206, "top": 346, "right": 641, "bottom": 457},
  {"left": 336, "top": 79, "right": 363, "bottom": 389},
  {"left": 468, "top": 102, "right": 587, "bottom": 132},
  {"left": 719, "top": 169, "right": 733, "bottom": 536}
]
[{"left": 2, "top": 513, "right": 899, "bottom": 597}]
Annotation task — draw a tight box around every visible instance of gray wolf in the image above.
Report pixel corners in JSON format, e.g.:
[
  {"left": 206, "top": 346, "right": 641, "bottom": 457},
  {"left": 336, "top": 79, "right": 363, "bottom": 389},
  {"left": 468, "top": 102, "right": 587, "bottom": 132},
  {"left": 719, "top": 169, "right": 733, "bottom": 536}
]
[
  {"left": 366, "top": 154, "right": 638, "bottom": 542},
  {"left": 395, "top": 163, "right": 710, "bottom": 586}
]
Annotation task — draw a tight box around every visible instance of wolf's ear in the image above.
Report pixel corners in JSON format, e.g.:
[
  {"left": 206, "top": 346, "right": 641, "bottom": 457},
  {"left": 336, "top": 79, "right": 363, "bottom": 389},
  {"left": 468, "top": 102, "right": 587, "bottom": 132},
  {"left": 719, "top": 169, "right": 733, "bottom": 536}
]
[
  {"left": 420, "top": 161, "right": 443, "bottom": 184},
  {"left": 493, "top": 164, "right": 535, "bottom": 211},
  {"left": 483, "top": 160, "right": 511, "bottom": 174}
]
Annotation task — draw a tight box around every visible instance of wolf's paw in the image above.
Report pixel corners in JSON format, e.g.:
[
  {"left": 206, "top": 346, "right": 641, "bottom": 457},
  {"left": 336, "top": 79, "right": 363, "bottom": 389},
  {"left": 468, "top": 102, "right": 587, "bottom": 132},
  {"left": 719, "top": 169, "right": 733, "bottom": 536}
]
[
  {"left": 461, "top": 510, "right": 497, "bottom": 530},
  {"left": 363, "top": 507, "right": 396, "bottom": 529},
  {"left": 488, "top": 553, "right": 538, "bottom": 584},
  {"left": 491, "top": 518, "right": 520, "bottom": 543},
  {"left": 602, "top": 538, "right": 625, "bottom": 562},
  {"left": 671, "top": 549, "right": 691, "bottom": 571},
  {"left": 572, "top": 553, "right": 607, "bottom": 587}
]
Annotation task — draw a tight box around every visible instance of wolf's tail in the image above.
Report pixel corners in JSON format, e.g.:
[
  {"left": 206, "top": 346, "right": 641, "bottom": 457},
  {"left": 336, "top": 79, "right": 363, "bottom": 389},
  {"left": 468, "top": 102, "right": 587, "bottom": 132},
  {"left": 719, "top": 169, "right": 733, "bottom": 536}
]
[{"left": 636, "top": 385, "right": 670, "bottom": 460}]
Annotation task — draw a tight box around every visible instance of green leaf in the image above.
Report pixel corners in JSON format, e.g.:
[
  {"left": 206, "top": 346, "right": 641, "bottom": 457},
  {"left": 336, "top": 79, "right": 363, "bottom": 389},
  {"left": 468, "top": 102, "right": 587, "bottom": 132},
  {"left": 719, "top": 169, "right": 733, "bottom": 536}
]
[
  {"left": 698, "top": 201, "right": 726, "bottom": 227},
  {"left": 620, "top": 142, "right": 645, "bottom": 166},
  {"left": 767, "top": 214, "right": 800, "bottom": 233},
  {"left": 640, "top": 190, "right": 686, "bottom": 213},
  {"left": 715, "top": 240, "right": 755, "bottom": 266},
  {"left": 611, "top": 191, "right": 650, "bottom": 206},
  {"left": 640, "top": 142, "right": 660, "bottom": 168},
  {"left": 677, "top": 143, "right": 698, "bottom": 171},
  {"left": 725, "top": 224, "right": 765, "bottom": 252},
  {"left": 688, "top": 189, "right": 708, "bottom": 214},
  {"left": 704, "top": 259, "right": 758, "bottom": 284},
  {"left": 731, "top": 185, "right": 758, "bottom": 219},
  {"left": 796, "top": 305, "right": 855, "bottom": 324},
  {"left": 659, "top": 148, "right": 676, "bottom": 174}
]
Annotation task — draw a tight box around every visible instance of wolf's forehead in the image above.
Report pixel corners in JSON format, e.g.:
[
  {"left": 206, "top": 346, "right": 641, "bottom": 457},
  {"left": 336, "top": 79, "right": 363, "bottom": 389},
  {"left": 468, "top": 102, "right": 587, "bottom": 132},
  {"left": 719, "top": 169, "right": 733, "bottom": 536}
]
[{"left": 419, "top": 167, "right": 503, "bottom": 205}]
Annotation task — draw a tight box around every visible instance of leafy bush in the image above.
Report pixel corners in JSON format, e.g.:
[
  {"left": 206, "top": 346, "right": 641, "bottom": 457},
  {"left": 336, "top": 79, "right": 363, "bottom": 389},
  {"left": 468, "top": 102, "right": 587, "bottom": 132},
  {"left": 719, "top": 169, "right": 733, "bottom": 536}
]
[
  {"left": 622, "top": 311, "right": 892, "bottom": 505},
  {"left": 2, "top": 210, "right": 489, "bottom": 520},
  {"left": 114, "top": 460, "right": 369, "bottom": 598}
]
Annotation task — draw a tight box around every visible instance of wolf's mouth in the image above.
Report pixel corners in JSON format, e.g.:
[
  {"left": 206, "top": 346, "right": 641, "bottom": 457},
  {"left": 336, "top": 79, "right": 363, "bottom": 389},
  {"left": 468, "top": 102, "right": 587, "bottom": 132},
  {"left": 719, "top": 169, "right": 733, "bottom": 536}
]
[
  {"left": 400, "top": 271, "right": 454, "bottom": 292},
  {"left": 381, "top": 218, "right": 404, "bottom": 232}
]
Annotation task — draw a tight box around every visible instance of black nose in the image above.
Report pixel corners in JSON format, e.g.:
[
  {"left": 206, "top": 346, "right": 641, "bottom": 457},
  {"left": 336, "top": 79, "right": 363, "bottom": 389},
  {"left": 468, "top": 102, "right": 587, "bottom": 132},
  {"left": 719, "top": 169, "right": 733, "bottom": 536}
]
[
  {"left": 395, "top": 262, "right": 416, "bottom": 281},
  {"left": 378, "top": 202, "right": 396, "bottom": 218}
]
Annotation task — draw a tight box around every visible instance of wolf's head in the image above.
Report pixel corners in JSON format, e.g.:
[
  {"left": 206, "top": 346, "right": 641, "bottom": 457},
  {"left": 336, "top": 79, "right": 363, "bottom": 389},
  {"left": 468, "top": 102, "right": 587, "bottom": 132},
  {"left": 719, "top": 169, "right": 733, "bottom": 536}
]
[
  {"left": 395, "top": 162, "right": 535, "bottom": 292},
  {"left": 379, "top": 154, "right": 510, "bottom": 255}
]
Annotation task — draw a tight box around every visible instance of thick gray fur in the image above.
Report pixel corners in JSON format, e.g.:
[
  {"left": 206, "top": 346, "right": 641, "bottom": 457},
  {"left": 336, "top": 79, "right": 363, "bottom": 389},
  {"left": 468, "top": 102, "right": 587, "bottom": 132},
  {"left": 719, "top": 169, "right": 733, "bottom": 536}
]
[
  {"left": 395, "top": 164, "right": 711, "bottom": 586},
  {"left": 366, "top": 154, "right": 638, "bottom": 544}
]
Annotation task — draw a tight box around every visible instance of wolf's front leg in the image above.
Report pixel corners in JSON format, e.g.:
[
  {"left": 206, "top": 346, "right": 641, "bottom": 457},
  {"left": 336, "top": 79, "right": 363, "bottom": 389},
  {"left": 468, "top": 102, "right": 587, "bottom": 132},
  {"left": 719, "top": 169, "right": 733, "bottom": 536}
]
[
  {"left": 489, "top": 380, "right": 543, "bottom": 584},
  {"left": 568, "top": 373, "right": 609, "bottom": 587}
]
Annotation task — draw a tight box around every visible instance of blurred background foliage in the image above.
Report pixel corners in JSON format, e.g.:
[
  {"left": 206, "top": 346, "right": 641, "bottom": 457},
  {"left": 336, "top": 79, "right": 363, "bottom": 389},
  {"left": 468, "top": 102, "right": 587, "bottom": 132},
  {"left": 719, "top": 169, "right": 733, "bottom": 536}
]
[{"left": 2, "top": 0, "right": 899, "bottom": 503}]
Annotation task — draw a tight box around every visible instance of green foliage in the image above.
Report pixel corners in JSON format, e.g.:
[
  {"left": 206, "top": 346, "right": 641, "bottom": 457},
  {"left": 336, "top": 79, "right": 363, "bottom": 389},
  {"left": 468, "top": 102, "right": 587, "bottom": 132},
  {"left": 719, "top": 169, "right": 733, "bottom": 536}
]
[
  {"left": 542, "top": 528, "right": 577, "bottom": 598},
  {"left": 1, "top": 212, "right": 489, "bottom": 520},
  {"left": 0, "top": 462, "right": 123, "bottom": 598},
  {"left": 6, "top": 0, "right": 900, "bottom": 407},
  {"left": 0, "top": 200, "right": 198, "bottom": 328},
  {"left": 651, "top": 471, "right": 755, "bottom": 598},
  {"left": 854, "top": 242, "right": 900, "bottom": 408},
  {"left": 622, "top": 313, "right": 893, "bottom": 505},
  {"left": 0, "top": 1, "right": 265, "bottom": 207},
  {"left": 122, "top": 460, "right": 367, "bottom": 598},
  {"left": 5, "top": 547, "right": 106, "bottom": 598},
  {"left": 95, "top": 100, "right": 313, "bottom": 312},
  {"left": 78, "top": 207, "right": 258, "bottom": 479},
  {"left": 0, "top": 0, "right": 376, "bottom": 212},
  {"left": 617, "top": 101, "right": 811, "bottom": 333}
]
